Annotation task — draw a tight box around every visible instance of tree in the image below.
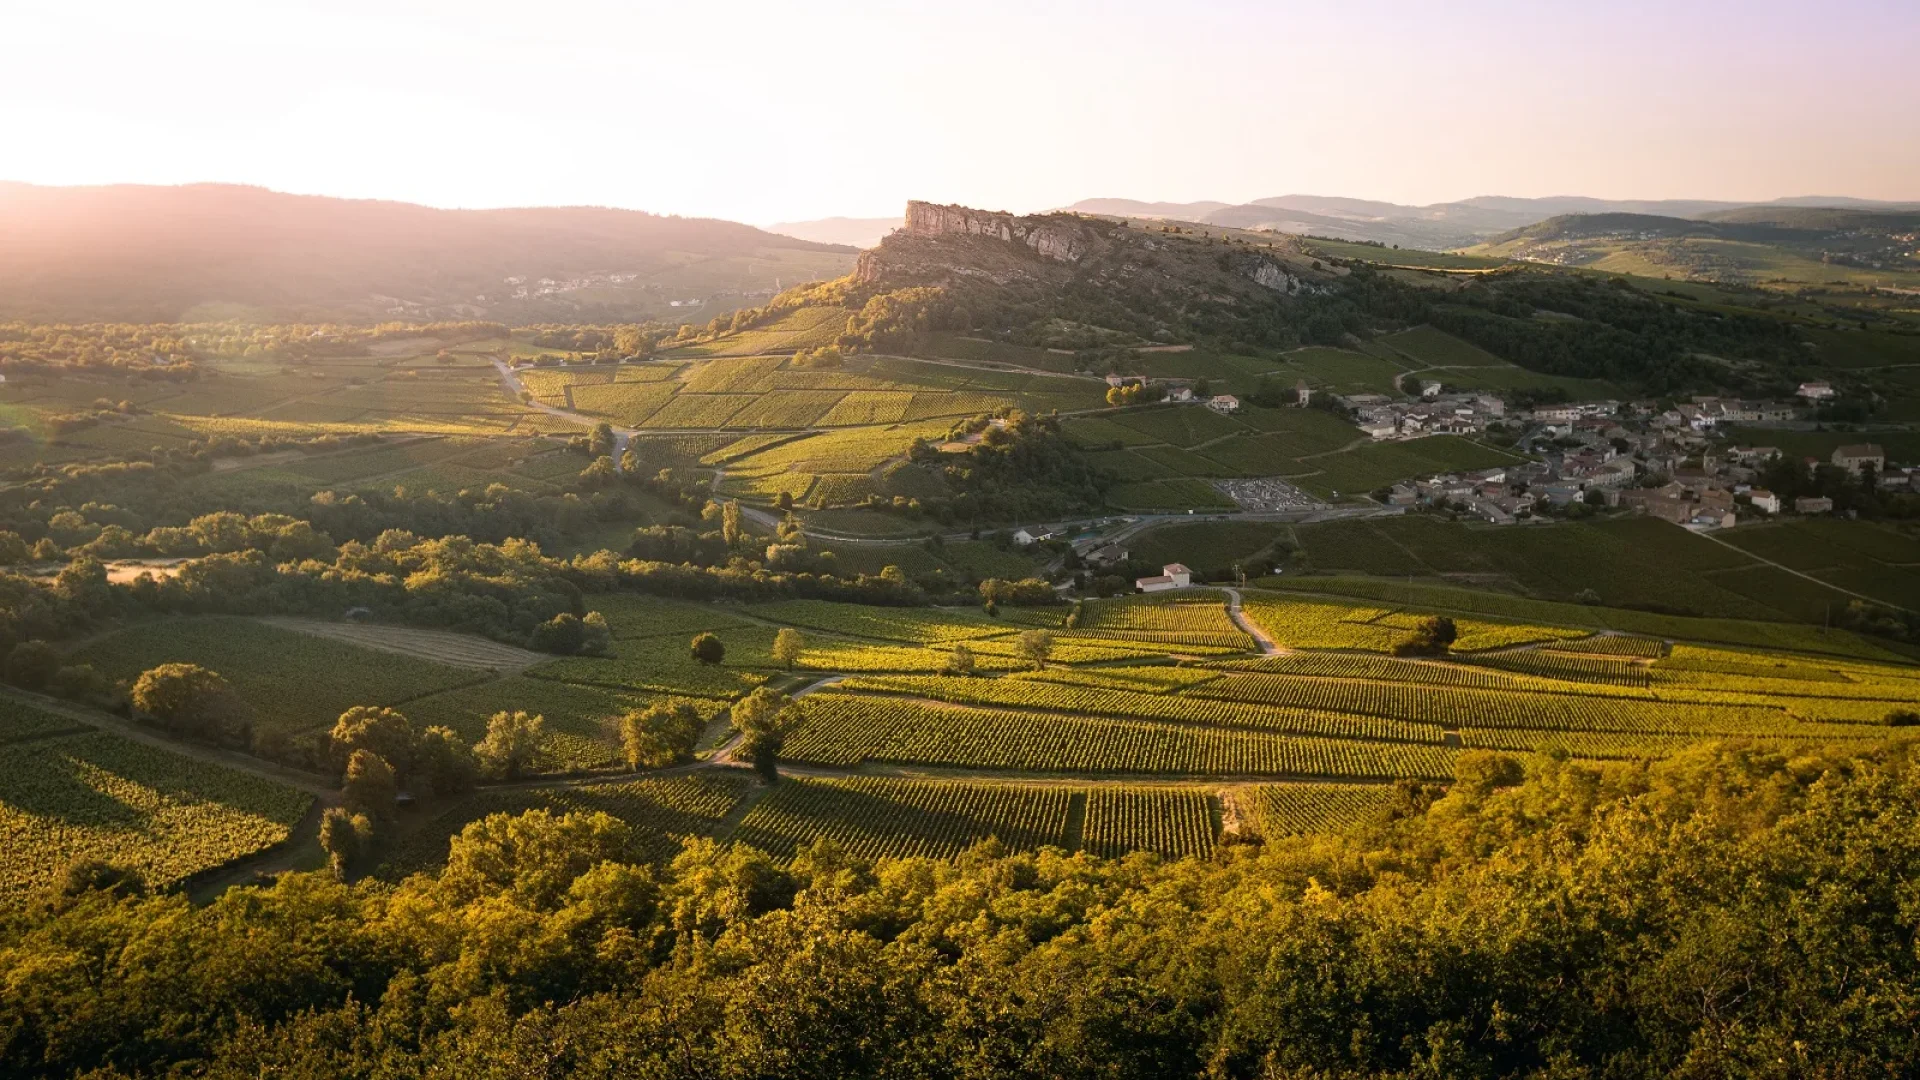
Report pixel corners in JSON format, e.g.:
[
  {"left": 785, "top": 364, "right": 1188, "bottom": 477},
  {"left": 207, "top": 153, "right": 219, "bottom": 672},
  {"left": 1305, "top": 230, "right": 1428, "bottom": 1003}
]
[
  {"left": 475, "top": 710, "right": 545, "bottom": 780},
  {"left": 945, "top": 642, "right": 977, "bottom": 676},
  {"left": 581, "top": 612, "right": 612, "bottom": 657},
  {"left": 771, "top": 628, "right": 805, "bottom": 670},
  {"left": 329, "top": 706, "right": 414, "bottom": 777},
  {"left": 691, "top": 632, "right": 726, "bottom": 665},
  {"left": 1889, "top": 709, "right": 1918, "bottom": 727},
  {"left": 730, "top": 687, "right": 790, "bottom": 736},
  {"left": 130, "top": 663, "right": 251, "bottom": 744},
  {"left": 731, "top": 687, "right": 802, "bottom": 783},
  {"left": 341, "top": 749, "right": 398, "bottom": 819},
  {"left": 722, "top": 501, "right": 744, "bottom": 548},
  {"left": 1017, "top": 629, "right": 1055, "bottom": 670},
  {"left": 58, "top": 858, "right": 147, "bottom": 900},
  {"left": 619, "top": 448, "right": 642, "bottom": 475},
  {"left": 1391, "top": 616, "right": 1458, "bottom": 657},
  {"left": 589, "top": 422, "right": 616, "bottom": 457},
  {"left": 620, "top": 701, "right": 704, "bottom": 769},
  {"left": 529, "top": 613, "right": 587, "bottom": 654},
  {"left": 4, "top": 640, "right": 61, "bottom": 690},
  {"left": 318, "top": 807, "right": 373, "bottom": 881},
  {"left": 414, "top": 725, "right": 479, "bottom": 795}
]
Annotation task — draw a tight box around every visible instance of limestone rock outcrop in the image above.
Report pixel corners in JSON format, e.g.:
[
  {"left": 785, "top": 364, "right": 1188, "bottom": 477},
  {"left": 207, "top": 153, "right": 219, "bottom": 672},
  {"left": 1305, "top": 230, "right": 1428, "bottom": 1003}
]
[{"left": 902, "top": 201, "right": 1088, "bottom": 263}]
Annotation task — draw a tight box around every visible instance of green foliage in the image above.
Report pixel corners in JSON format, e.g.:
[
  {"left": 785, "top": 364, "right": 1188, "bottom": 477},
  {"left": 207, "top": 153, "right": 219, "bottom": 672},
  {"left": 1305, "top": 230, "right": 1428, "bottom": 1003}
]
[
  {"left": 0, "top": 729, "right": 310, "bottom": 899},
  {"left": 3, "top": 640, "right": 60, "bottom": 691},
  {"left": 12, "top": 741, "right": 1920, "bottom": 1077},
  {"left": 474, "top": 710, "right": 544, "bottom": 780},
  {"left": 318, "top": 807, "right": 373, "bottom": 880},
  {"left": 340, "top": 749, "right": 397, "bottom": 820},
  {"left": 328, "top": 706, "right": 414, "bottom": 777},
  {"left": 619, "top": 700, "right": 704, "bottom": 769},
  {"left": 690, "top": 631, "right": 726, "bottom": 665},
  {"left": 130, "top": 662, "right": 252, "bottom": 745}
]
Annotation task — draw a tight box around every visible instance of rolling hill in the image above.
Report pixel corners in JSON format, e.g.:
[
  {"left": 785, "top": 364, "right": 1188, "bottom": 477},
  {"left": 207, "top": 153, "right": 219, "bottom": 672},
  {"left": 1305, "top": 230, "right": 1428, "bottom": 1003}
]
[
  {"left": 1065, "top": 193, "right": 1920, "bottom": 252},
  {"left": 1469, "top": 208, "right": 1920, "bottom": 286},
  {"left": 0, "top": 182, "right": 860, "bottom": 324}
]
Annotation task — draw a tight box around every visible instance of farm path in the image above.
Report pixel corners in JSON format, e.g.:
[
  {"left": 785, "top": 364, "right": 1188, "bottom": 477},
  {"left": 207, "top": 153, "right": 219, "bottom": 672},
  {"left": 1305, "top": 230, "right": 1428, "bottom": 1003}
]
[
  {"left": 0, "top": 686, "right": 339, "bottom": 799},
  {"left": 1691, "top": 529, "right": 1913, "bottom": 614},
  {"left": 188, "top": 801, "right": 327, "bottom": 901},
  {"left": 1218, "top": 587, "right": 1282, "bottom": 655},
  {"left": 493, "top": 357, "right": 616, "bottom": 431}
]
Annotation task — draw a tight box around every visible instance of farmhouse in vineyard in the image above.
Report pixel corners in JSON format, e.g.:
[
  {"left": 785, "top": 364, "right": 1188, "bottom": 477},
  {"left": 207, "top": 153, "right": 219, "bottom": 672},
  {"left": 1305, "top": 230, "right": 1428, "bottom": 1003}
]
[{"left": 1135, "top": 563, "right": 1193, "bottom": 592}]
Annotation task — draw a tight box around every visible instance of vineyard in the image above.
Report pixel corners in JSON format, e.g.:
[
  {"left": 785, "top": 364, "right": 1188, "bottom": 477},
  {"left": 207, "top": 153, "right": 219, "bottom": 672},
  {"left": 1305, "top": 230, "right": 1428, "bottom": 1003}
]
[
  {"left": 1081, "top": 788, "right": 1215, "bottom": 859},
  {"left": 381, "top": 772, "right": 756, "bottom": 876},
  {"left": 785, "top": 692, "right": 1459, "bottom": 778},
  {"left": 71, "top": 617, "right": 486, "bottom": 739},
  {"left": 734, "top": 777, "right": 1074, "bottom": 860},
  {"left": 833, "top": 676, "right": 1446, "bottom": 742},
  {"left": 733, "top": 777, "right": 1219, "bottom": 862},
  {"left": 1237, "top": 593, "right": 1583, "bottom": 654},
  {"left": 1243, "top": 783, "right": 1400, "bottom": 838},
  {"left": 0, "top": 727, "right": 312, "bottom": 899}
]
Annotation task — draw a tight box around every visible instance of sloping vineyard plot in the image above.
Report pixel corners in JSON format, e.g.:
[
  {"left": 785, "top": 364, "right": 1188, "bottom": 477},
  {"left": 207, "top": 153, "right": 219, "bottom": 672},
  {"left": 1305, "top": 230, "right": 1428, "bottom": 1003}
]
[
  {"left": 785, "top": 693, "right": 1457, "bottom": 778},
  {"left": 734, "top": 777, "right": 1074, "bottom": 861},
  {"left": 834, "top": 677, "right": 1444, "bottom": 743},
  {"left": 0, "top": 731, "right": 312, "bottom": 899}
]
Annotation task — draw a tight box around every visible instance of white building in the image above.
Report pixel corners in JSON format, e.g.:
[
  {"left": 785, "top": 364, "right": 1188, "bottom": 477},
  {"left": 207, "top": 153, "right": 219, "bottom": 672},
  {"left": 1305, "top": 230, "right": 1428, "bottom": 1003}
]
[
  {"left": 1134, "top": 563, "right": 1193, "bottom": 593},
  {"left": 1207, "top": 395, "right": 1240, "bottom": 414},
  {"left": 1748, "top": 489, "right": 1780, "bottom": 514},
  {"left": 1011, "top": 529, "right": 1037, "bottom": 547},
  {"left": 1797, "top": 381, "right": 1835, "bottom": 400}
]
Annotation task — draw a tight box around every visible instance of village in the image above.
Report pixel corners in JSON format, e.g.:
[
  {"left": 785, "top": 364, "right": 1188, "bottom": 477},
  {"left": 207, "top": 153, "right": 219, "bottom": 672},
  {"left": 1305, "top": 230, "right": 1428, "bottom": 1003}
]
[{"left": 1375, "top": 381, "right": 1909, "bottom": 529}]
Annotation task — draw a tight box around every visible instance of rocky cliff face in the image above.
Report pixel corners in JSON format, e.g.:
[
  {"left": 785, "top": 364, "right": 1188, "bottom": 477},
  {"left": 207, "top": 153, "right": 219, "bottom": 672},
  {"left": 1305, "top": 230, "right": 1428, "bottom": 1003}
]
[{"left": 901, "top": 201, "right": 1090, "bottom": 262}]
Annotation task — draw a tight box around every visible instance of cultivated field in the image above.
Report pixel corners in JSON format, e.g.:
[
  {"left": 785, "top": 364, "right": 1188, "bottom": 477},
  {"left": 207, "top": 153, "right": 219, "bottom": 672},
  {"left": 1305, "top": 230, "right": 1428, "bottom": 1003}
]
[{"left": 0, "top": 702, "right": 312, "bottom": 899}]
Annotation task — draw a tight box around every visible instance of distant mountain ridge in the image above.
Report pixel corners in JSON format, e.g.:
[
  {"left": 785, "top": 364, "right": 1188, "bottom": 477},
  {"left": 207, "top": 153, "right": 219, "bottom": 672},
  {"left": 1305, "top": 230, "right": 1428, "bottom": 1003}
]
[
  {"left": 1063, "top": 193, "right": 1920, "bottom": 251},
  {"left": 765, "top": 216, "right": 903, "bottom": 249},
  {"left": 0, "top": 182, "right": 859, "bottom": 323}
]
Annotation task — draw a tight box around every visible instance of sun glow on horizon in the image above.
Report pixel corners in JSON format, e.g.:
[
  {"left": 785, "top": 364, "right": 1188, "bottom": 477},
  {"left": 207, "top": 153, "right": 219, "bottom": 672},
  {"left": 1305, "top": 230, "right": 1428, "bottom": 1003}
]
[{"left": 2, "top": 0, "right": 1916, "bottom": 223}]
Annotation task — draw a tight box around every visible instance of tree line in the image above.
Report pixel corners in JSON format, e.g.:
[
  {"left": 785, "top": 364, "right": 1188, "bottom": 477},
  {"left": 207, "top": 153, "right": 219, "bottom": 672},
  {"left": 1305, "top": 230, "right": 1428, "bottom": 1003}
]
[{"left": 3, "top": 738, "right": 1916, "bottom": 1077}]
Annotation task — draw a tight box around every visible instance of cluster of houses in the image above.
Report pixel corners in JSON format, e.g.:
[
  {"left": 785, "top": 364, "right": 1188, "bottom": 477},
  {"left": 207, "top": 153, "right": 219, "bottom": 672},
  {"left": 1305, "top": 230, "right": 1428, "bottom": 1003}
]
[
  {"left": 1103, "top": 374, "right": 1238, "bottom": 413},
  {"left": 1387, "top": 390, "right": 1907, "bottom": 528},
  {"left": 1337, "top": 389, "right": 1506, "bottom": 441}
]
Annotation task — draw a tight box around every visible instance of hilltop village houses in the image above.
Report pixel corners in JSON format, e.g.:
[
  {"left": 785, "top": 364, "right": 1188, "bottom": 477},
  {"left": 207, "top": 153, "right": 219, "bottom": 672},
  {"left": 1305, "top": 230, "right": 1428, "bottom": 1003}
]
[
  {"left": 1372, "top": 390, "right": 1906, "bottom": 529},
  {"left": 1098, "top": 372, "right": 1901, "bottom": 528}
]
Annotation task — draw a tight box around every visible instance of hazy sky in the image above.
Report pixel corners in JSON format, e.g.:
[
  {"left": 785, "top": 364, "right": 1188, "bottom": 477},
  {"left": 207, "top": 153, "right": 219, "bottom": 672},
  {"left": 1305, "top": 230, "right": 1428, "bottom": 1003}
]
[{"left": 4, "top": 0, "right": 1915, "bottom": 223}]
